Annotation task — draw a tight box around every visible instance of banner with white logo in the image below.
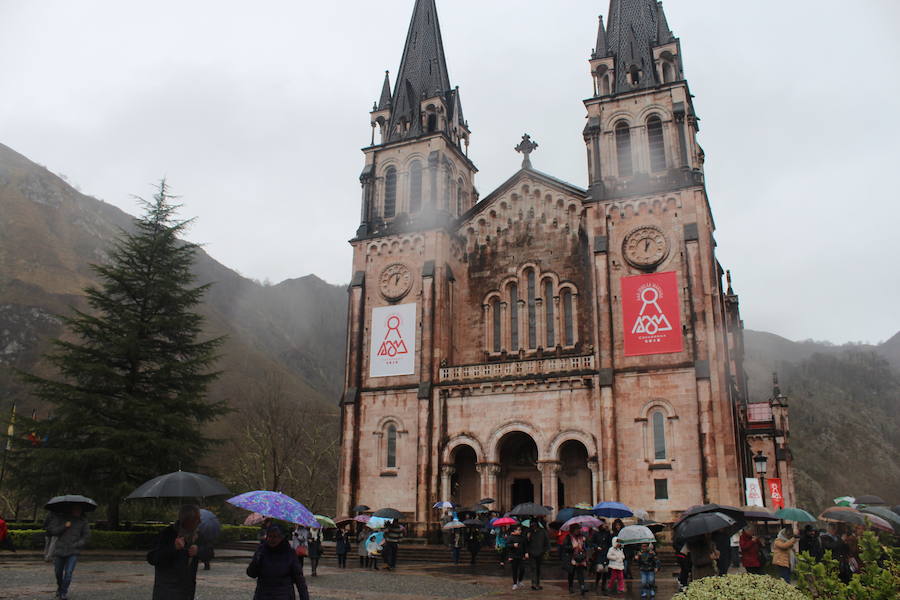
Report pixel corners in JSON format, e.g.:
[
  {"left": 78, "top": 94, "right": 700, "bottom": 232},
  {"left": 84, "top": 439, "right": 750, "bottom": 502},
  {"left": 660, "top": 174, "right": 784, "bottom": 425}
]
[
  {"left": 369, "top": 303, "right": 416, "bottom": 378},
  {"left": 745, "top": 478, "right": 764, "bottom": 507},
  {"left": 621, "top": 271, "right": 684, "bottom": 356}
]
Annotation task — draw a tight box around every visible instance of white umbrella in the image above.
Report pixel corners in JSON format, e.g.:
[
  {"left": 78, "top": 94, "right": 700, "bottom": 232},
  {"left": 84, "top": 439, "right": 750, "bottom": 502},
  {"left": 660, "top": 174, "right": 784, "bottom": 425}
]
[
  {"left": 443, "top": 520, "right": 465, "bottom": 529},
  {"left": 615, "top": 525, "right": 657, "bottom": 545}
]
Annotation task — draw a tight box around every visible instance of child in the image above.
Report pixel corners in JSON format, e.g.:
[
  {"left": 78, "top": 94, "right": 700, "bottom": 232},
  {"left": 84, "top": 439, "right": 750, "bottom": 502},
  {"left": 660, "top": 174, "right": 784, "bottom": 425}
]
[
  {"left": 606, "top": 537, "right": 626, "bottom": 594},
  {"left": 635, "top": 542, "right": 661, "bottom": 598}
]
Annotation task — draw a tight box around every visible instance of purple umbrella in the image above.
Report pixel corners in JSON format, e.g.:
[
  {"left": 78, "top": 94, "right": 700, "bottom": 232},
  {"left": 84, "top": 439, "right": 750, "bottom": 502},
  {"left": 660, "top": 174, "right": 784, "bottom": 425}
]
[
  {"left": 561, "top": 516, "right": 604, "bottom": 531},
  {"left": 227, "top": 491, "right": 317, "bottom": 527}
]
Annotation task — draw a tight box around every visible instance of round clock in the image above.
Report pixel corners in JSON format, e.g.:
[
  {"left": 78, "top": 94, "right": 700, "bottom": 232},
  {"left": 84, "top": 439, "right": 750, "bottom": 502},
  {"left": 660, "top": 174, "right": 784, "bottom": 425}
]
[
  {"left": 623, "top": 226, "right": 669, "bottom": 268},
  {"left": 379, "top": 263, "right": 412, "bottom": 301}
]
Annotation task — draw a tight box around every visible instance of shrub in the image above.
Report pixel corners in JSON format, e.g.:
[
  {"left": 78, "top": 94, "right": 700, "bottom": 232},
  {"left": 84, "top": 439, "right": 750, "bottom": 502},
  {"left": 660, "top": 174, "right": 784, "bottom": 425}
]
[
  {"left": 672, "top": 573, "right": 807, "bottom": 600},
  {"left": 796, "top": 530, "right": 899, "bottom": 600}
]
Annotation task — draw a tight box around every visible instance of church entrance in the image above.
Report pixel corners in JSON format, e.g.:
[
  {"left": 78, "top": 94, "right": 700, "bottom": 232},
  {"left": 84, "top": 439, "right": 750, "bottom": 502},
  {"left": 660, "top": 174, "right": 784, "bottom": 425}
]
[
  {"left": 450, "top": 445, "right": 480, "bottom": 508},
  {"left": 557, "top": 440, "right": 591, "bottom": 507},
  {"left": 498, "top": 431, "right": 541, "bottom": 511}
]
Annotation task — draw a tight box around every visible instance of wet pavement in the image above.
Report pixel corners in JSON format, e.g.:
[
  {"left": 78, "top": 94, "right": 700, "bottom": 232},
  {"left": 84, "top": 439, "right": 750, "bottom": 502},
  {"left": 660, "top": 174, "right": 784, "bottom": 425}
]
[{"left": 0, "top": 556, "right": 679, "bottom": 599}]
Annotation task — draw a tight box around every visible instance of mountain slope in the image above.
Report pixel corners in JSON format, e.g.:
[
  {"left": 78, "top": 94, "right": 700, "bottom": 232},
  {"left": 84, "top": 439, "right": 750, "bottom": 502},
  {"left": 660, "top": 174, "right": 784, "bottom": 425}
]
[{"left": 0, "top": 143, "right": 347, "bottom": 423}]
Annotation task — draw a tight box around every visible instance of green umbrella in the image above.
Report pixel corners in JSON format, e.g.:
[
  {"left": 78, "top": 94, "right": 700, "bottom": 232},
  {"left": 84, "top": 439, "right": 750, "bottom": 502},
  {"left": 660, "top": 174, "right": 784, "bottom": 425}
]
[
  {"left": 774, "top": 507, "right": 816, "bottom": 522},
  {"left": 314, "top": 515, "right": 337, "bottom": 529}
]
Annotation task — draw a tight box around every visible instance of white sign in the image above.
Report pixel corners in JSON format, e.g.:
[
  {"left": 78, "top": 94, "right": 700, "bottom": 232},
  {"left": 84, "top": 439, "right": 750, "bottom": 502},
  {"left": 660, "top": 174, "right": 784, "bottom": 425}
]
[
  {"left": 369, "top": 303, "right": 417, "bottom": 378},
  {"left": 745, "top": 478, "right": 764, "bottom": 507}
]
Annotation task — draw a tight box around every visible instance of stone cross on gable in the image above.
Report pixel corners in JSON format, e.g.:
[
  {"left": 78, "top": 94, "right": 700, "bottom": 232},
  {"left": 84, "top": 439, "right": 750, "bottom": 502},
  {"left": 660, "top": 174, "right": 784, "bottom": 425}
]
[{"left": 515, "top": 134, "right": 539, "bottom": 169}]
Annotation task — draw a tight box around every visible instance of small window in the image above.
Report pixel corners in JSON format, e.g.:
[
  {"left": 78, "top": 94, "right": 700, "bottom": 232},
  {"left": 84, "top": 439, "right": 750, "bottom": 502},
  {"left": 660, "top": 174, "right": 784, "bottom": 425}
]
[
  {"left": 409, "top": 160, "right": 422, "bottom": 213},
  {"left": 628, "top": 65, "right": 641, "bottom": 86},
  {"left": 652, "top": 410, "right": 666, "bottom": 460},
  {"left": 544, "top": 280, "right": 555, "bottom": 347},
  {"left": 384, "top": 167, "right": 397, "bottom": 218},
  {"left": 386, "top": 424, "right": 397, "bottom": 468},
  {"left": 427, "top": 113, "right": 437, "bottom": 132},
  {"left": 509, "top": 284, "right": 519, "bottom": 349},
  {"left": 654, "top": 478, "right": 668, "bottom": 500},
  {"left": 492, "top": 299, "right": 502, "bottom": 353},
  {"left": 526, "top": 270, "right": 536, "bottom": 349},
  {"left": 615, "top": 122, "right": 633, "bottom": 177},
  {"left": 562, "top": 290, "right": 574, "bottom": 346},
  {"left": 601, "top": 74, "right": 611, "bottom": 96},
  {"left": 648, "top": 116, "right": 666, "bottom": 172},
  {"left": 662, "top": 62, "right": 674, "bottom": 83}
]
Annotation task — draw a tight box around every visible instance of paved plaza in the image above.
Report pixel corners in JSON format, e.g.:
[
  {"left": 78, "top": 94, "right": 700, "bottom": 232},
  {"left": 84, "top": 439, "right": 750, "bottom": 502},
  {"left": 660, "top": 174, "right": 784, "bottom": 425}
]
[{"left": 0, "top": 555, "right": 679, "bottom": 600}]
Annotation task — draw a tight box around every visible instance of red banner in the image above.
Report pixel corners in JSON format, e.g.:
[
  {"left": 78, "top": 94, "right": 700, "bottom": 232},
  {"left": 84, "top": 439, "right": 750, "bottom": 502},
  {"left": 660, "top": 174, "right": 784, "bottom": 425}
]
[
  {"left": 767, "top": 478, "right": 785, "bottom": 509},
  {"left": 621, "top": 271, "right": 684, "bottom": 356}
]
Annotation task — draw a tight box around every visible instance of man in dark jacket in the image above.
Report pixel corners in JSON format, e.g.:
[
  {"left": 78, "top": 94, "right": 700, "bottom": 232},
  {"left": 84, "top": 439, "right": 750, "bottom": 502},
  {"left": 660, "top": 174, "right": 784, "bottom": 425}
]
[
  {"left": 46, "top": 504, "right": 90, "bottom": 600},
  {"left": 799, "top": 525, "right": 823, "bottom": 562},
  {"left": 383, "top": 520, "right": 403, "bottom": 570},
  {"left": 247, "top": 525, "right": 309, "bottom": 600},
  {"left": 149, "top": 504, "right": 211, "bottom": 600},
  {"left": 527, "top": 520, "right": 550, "bottom": 590},
  {"left": 507, "top": 524, "right": 527, "bottom": 590}
]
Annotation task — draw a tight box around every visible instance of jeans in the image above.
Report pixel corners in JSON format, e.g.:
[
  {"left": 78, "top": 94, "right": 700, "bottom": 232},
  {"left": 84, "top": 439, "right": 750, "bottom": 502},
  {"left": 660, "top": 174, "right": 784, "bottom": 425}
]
[
  {"left": 640, "top": 570, "right": 656, "bottom": 597},
  {"left": 778, "top": 565, "right": 792, "bottom": 583},
  {"left": 54, "top": 554, "right": 78, "bottom": 598}
]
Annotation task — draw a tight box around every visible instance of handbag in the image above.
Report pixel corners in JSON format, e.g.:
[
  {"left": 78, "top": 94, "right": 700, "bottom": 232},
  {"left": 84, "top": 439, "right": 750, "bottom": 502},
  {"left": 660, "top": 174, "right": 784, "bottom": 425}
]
[
  {"left": 295, "top": 545, "right": 309, "bottom": 558},
  {"left": 44, "top": 536, "right": 57, "bottom": 562},
  {"left": 595, "top": 562, "right": 609, "bottom": 574}
]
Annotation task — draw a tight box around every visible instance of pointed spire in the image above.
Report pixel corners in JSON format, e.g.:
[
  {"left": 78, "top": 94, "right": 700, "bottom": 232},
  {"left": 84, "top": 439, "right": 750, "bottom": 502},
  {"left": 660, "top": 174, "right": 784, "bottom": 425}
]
[
  {"left": 603, "top": 0, "right": 678, "bottom": 93},
  {"left": 377, "top": 70, "right": 392, "bottom": 110},
  {"left": 386, "top": 0, "right": 456, "bottom": 142},
  {"left": 656, "top": 2, "right": 674, "bottom": 43},
  {"left": 593, "top": 15, "right": 608, "bottom": 59}
]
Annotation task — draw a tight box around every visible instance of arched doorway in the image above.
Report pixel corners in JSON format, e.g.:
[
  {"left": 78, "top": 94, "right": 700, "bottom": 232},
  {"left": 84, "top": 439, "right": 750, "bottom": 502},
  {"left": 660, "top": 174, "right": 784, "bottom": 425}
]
[
  {"left": 557, "top": 440, "right": 591, "bottom": 507},
  {"left": 498, "top": 431, "right": 541, "bottom": 511},
  {"left": 450, "top": 445, "right": 480, "bottom": 508}
]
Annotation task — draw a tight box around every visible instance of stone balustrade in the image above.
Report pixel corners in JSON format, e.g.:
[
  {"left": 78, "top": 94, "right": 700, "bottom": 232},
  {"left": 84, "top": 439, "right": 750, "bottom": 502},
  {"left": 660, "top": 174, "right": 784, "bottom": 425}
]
[{"left": 439, "top": 354, "right": 595, "bottom": 382}]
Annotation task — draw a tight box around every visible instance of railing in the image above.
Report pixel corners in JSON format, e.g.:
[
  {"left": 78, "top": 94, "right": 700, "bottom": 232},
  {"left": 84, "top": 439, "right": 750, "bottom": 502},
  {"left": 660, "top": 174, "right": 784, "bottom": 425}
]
[{"left": 439, "top": 354, "right": 595, "bottom": 382}]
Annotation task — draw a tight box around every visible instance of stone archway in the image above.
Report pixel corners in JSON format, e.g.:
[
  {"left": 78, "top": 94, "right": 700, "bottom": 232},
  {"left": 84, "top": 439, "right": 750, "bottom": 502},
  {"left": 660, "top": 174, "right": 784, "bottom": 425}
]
[
  {"left": 497, "top": 431, "right": 541, "bottom": 512},
  {"left": 557, "top": 439, "right": 591, "bottom": 508},
  {"left": 450, "top": 445, "right": 480, "bottom": 508}
]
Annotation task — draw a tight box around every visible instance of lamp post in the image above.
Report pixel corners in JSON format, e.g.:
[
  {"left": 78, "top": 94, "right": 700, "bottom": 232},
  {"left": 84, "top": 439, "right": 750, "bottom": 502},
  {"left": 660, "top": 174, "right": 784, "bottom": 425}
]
[{"left": 753, "top": 450, "right": 768, "bottom": 507}]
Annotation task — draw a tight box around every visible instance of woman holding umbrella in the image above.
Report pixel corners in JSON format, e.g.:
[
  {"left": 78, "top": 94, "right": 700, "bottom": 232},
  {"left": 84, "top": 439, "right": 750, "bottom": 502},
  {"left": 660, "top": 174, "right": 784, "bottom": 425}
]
[
  {"left": 149, "top": 504, "right": 212, "bottom": 600},
  {"left": 772, "top": 527, "right": 798, "bottom": 583},
  {"left": 247, "top": 524, "right": 309, "bottom": 600},
  {"left": 45, "top": 497, "right": 92, "bottom": 600}
]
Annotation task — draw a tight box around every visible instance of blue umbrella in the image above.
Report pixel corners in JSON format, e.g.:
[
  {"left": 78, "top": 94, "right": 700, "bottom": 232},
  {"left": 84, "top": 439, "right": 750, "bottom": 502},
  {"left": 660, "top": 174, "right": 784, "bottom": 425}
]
[
  {"left": 366, "top": 531, "right": 385, "bottom": 555},
  {"left": 592, "top": 501, "right": 634, "bottom": 518},
  {"left": 198, "top": 509, "right": 221, "bottom": 543},
  {"left": 227, "top": 491, "right": 317, "bottom": 527}
]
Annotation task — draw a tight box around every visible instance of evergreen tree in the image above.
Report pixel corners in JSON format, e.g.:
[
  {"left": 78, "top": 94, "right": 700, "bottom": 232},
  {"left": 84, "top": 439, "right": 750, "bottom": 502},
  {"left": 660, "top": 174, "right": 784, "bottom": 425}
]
[{"left": 14, "top": 181, "right": 226, "bottom": 527}]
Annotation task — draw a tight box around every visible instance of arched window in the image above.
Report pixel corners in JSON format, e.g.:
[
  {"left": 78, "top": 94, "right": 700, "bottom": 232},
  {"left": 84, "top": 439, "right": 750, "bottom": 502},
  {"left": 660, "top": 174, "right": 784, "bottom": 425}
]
[
  {"left": 615, "top": 122, "right": 633, "bottom": 177},
  {"left": 509, "top": 284, "right": 519, "bottom": 349},
  {"left": 384, "top": 167, "right": 397, "bottom": 218},
  {"left": 443, "top": 167, "right": 451, "bottom": 211},
  {"left": 427, "top": 112, "right": 437, "bottom": 132},
  {"left": 409, "top": 160, "right": 422, "bottom": 213},
  {"left": 652, "top": 410, "right": 666, "bottom": 460},
  {"left": 386, "top": 424, "right": 398, "bottom": 468},
  {"left": 601, "top": 74, "right": 611, "bottom": 96},
  {"left": 456, "top": 178, "right": 464, "bottom": 215},
  {"left": 662, "top": 62, "right": 674, "bottom": 83},
  {"left": 562, "top": 289, "right": 574, "bottom": 346},
  {"left": 526, "top": 270, "right": 536, "bottom": 349},
  {"left": 628, "top": 65, "right": 641, "bottom": 86},
  {"left": 492, "top": 298, "right": 502, "bottom": 353},
  {"left": 544, "top": 280, "right": 555, "bottom": 347},
  {"left": 647, "top": 116, "right": 666, "bottom": 172}
]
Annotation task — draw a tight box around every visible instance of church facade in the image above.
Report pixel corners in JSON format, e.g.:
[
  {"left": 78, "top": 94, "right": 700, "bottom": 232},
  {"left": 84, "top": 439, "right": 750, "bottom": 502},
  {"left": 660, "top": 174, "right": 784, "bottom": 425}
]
[{"left": 337, "top": 0, "right": 794, "bottom": 529}]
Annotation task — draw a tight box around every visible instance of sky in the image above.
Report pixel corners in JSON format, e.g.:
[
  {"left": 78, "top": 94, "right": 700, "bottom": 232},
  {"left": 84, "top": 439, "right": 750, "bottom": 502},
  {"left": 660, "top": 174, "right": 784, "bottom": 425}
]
[{"left": 1, "top": 0, "right": 898, "bottom": 345}]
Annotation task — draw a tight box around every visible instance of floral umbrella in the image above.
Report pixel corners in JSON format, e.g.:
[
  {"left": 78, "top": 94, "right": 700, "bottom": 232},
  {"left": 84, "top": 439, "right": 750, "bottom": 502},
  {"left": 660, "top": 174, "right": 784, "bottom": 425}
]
[
  {"left": 243, "top": 512, "right": 266, "bottom": 526},
  {"left": 227, "top": 491, "right": 317, "bottom": 527}
]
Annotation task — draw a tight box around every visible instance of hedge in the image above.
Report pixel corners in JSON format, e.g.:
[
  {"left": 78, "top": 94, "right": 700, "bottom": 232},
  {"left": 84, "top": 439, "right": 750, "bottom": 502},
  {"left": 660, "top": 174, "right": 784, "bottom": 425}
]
[
  {"left": 673, "top": 573, "right": 808, "bottom": 600},
  {"left": 7, "top": 525, "right": 258, "bottom": 551}
]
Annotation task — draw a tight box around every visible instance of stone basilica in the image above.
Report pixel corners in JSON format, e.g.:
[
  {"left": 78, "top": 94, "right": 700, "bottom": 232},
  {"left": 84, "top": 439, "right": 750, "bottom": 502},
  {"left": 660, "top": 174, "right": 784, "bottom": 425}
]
[{"left": 337, "top": 0, "right": 795, "bottom": 531}]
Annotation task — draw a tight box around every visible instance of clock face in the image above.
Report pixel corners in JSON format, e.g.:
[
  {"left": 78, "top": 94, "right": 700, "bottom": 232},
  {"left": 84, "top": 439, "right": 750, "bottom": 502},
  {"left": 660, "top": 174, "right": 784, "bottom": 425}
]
[
  {"left": 623, "top": 226, "right": 669, "bottom": 268},
  {"left": 379, "top": 263, "right": 412, "bottom": 301}
]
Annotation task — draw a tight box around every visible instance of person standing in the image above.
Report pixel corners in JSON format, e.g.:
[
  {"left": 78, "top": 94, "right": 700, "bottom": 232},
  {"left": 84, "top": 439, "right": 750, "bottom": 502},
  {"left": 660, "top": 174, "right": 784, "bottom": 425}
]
[
  {"left": 739, "top": 526, "right": 764, "bottom": 574},
  {"left": 291, "top": 526, "right": 309, "bottom": 574},
  {"left": 357, "top": 526, "right": 369, "bottom": 568},
  {"left": 606, "top": 537, "right": 626, "bottom": 594},
  {"left": 307, "top": 528, "right": 323, "bottom": 577},
  {"left": 772, "top": 527, "right": 797, "bottom": 583},
  {"left": 565, "top": 527, "right": 590, "bottom": 595},
  {"left": 635, "top": 543, "right": 661, "bottom": 598},
  {"left": 466, "top": 526, "right": 483, "bottom": 565},
  {"left": 334, "top": 525, "right": 350, "bottom": 569},
  {"left": 713, "top": 530, "right": 731, "bottom": 576},
  {"left": 686, "top": 533, "right": 719, "bottom": 581},
  {"left": 820, "top": 524, "right": 851, "bottom": 583},
  {"left": 247, "top": 524, "right": 309, "bottom": 600},
  {"left": 46, "top": 504, "right": 90, "bottom": 600},
  {"left": 798, "top": 525, "right": 823, "bottom": 562},
  {"left": 493, "top": 526, "right": 509, "bottom": 568},
  {"left": 527, "top": 520, "right": 550, "bottom": 590},
  {"left": 149, "top": 504, "right": 210, "bottom": 600},
  {"left": 449, "top": 528, "right": 464, "bottom": 565},
  {"left": 383, "top": 520, "right": 403, "bottom": 570},
  {"left": 507, "top": 524, "right": 527, "bottom": 590},
  {"left": 730, "top": 531, "right": 741, "bottom": 569},
  {"left": 0, "top": 513, "right": 16, "bottom": 552},
  {"left": 589, "top": 521, "right": 612, "bottom": 592}
]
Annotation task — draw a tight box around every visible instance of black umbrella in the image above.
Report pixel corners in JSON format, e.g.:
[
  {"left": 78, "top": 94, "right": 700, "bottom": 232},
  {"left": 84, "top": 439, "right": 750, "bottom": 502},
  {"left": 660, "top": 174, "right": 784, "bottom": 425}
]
[
  {"left": 637, "top": 519, "right": 667, "bottom": 533},
  {"left": 352, "top": 504, "right": 370, "bottom": 513},
  {"left": 674, "top": 503, "right": 745, "bottom": 528},
  {"left": 126, "top": 471, "right": 230, "bottom": 499},
  {"left": 674, "top": 511, "right": 739, "bottom": 541},
  {"left": 478, "top": 497, "right": 495, "bottom": 505},
  {"left": 372, "top": 507, "right": 403, "bottom": 520},
  {"left": 463, "top": 518, "right": 484, "bottom": 527},
  {"left": 892, "top": 505, "right": 900, "bottom": 517},
  {"left": 460, "top": 505, "right": 490, "bottom": 514},
  {"left": 509, "top": 502, "right": 551, "bottom": 517},
  {"left": 855, "top": 494, "right": 886, "bottom": 506},
  {"left": 45, "top": 495, "right": 98, "bottom": 513}
]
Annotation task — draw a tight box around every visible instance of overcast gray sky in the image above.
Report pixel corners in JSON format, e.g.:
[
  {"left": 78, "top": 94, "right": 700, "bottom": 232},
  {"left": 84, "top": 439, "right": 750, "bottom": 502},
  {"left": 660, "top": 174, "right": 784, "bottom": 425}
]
[{"left": 2, "top": 0, "right": 898, "bottom": 344}]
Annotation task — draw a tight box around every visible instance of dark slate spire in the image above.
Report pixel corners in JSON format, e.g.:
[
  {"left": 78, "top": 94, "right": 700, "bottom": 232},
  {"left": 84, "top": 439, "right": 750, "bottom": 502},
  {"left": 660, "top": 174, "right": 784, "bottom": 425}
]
[
  {"left": 604, "top": 0, "right": 676, "bottom": 92},
  {"left": 592, "top": 15, "right": 608, "bottom": 59},
  {"left": 386, "top": 0, "right": 455, "bottom": 142},
  {"left": 377, "top": 70, "right": 392, "bottom": 110}
]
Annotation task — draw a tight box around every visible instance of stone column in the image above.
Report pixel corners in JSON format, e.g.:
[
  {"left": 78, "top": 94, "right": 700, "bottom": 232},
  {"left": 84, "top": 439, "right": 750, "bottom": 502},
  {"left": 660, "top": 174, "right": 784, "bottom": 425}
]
[
  {"left": 537, "top": 461, "right": 561, "bottom": 512},
  {"left": 477, "top": 463, "right": 500, "bottom": 504},
  {"left": 440, "top": 465, "right": 456, "bottom": 502},
  {"left": 587, "top": 460, "right": 600, "bottom": 506}
]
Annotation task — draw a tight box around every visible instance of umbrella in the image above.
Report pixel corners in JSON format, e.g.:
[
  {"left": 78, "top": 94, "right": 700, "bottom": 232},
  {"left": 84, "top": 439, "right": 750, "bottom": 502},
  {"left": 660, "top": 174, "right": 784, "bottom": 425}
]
[
  {"left": 459, "top": 505, "right": 490, "bottom": 514},
  {"left": 592, "top": 501, "right": 633, "bottom": 518},
  {"left": 463, "top": 518, "right": 484, "bottom": 527},
  {"left": 244, "top": 512, "right": 266, "bottom": 526},
  {"left": 674, "top": 511, "right": 738, "bottom": 540},
  {"left": 354, "top": 514, "right": 371, "bottom": 524},
  {"left": 561, "top": 516, "right": 603, "bottom": 531},
  {"left": 433, "top": 501, "right": 457, "bottom": 509},
  {"left": 366, "top": 532, "right": 384, "bottom": 555},
  {"left": 632, "top": 509, "right": 650, "bottom": 521},
  {"left": 557, "top": 507, "right": 594, "bottom": 524},
  {"left": 478, "top": 497, "right": 495, "bottom": 505},
  {"left": 637, "top": 520, "right": 666, "bottom": 533},
  {"left": 335, "top": 516, "right": 355, "bottom": 525},
  {"left": 574, "top": 502, "right": 594, "bottom": 510},
  {"left": 833, "top": 496, "right": 856, "bottom": 508},
  {"left": 774, "top": 507, "right": 816, "bottom": 523},
  {"left": 367, "top": 516, "right": 389, "bottom": 529},
  {"left": 509, "top": 502, "right": 551, "bottom": 517},
  {"left": 818, "top": 507, "right": 866, "bottom": 525},
  {"left": 740, "top": 506, "right": 779, "bottom": 521},
  {"left": 314, "top": 515, "right": 337, "bottom": 529},
  {"left": 855, "top": 495, "right": 886, "bottom": 506},
  {"left": 892, "top": 506, "right": 900, "bottom": 517},
  {"left": 44, "top": 495, "right": 98, "bottom": 513},
  {"left": 616, "top": 525, "right": 657, "bottom": 545},
  {"left": 372, "top": 507, "right": 403, "bottom": 520},
  {"left": 443, "top": 520, "right": 465, "bottom": 529},
  {"left": 860, "top": 507, "right": 900, "bottom": 533},
  {"left": 198, "top": 509, "right": 221, "bottom": 543},
  {"left": 126, "top": 471, "right": 230, "bottom": 499},
  {"left": 492, "top": 517, "right": 517, "bottom": 527},
  {"left": 860, "top": 513, "right": 895, "bottom": 533},
  {"left": 227, "top": 491, "right": 317, "bottom": 527},
  {"left": 674, "top": 504, "right": 745, "bottom": 528},
  {"left": 352, "top": 504, "right": 370, "bottom": 513}
]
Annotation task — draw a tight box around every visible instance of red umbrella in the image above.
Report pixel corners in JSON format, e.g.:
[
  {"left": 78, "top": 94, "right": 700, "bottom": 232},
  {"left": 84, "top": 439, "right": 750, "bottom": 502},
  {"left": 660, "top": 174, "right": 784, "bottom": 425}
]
[{"left": 492, "top": 517, "right": 517, "bottom": 527}]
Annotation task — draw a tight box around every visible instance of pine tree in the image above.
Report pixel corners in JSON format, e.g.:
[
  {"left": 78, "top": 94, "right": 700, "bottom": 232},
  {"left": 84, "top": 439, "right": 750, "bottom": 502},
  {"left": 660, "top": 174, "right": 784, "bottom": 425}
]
[{"left": 15, "top": 181, "right": 226, "bottom": 527}]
